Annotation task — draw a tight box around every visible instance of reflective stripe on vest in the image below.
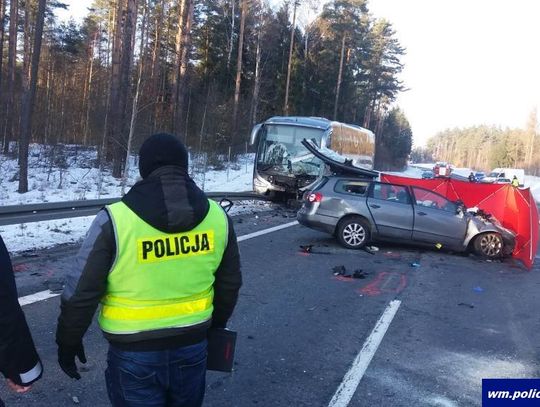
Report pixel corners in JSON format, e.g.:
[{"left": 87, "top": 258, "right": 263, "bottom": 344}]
[{"left": 99, "top": 199, "right": 228, "bottom": 334}]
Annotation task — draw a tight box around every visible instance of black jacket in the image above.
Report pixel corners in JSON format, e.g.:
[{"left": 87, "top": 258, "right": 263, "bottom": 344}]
[
  {"left": 0, "top": 235, "right": 42, "bottom": 386},
  {"left": 56, "top": 166, "right": 242, "bottom": 351}
]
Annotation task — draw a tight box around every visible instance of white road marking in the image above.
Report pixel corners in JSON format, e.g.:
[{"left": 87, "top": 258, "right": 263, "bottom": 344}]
[
  {"left": 19, "top": 290, "right": 60, "bottom": 306},
  {"left": 237, "top": 220, "right": 299, "bottom": 242},
  {"left": 328, "top": 300, "right": 402, "bottom": 407},
  {"left": 19, "top": 220, "right": 300, "bottom": 306}
]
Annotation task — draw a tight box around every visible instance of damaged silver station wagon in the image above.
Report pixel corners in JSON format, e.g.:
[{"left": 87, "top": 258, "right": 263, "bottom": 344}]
[{"left": 296, "top": 140, "right": 515, "bottom": 258}]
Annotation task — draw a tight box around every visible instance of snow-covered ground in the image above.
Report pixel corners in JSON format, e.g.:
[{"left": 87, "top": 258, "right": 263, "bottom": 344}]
[
  {"left": 0, "top": 144, "right": 258, "bottom": 253},
  {"left": 0, "top": 145, "right": 254, "bottom": 205}
]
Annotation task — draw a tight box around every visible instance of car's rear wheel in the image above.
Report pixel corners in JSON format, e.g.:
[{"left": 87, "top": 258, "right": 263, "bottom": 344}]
[
  {"left": 336, "top": 217, "right": 370, "bottom": 249},
  {"left": 474, "top": 232, "right": 503, "bottom": 258}
]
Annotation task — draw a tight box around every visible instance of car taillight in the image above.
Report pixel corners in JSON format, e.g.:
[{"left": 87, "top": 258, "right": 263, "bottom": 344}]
[{"left": 308, "top": 192, "right": 323, "bottom": 203}]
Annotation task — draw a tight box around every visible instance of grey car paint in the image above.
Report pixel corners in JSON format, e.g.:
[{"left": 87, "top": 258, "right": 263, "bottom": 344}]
[
  {"left": 367, "top": 183, "right": 413, "bottom": 240},
  {"left": 297, "top": 176, "right": 515, "bottom": 255}
]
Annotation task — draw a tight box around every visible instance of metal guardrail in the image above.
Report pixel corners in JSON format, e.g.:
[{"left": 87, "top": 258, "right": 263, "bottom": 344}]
[{"left": 0, "top": 192, "right": 268, "bottom": 226}]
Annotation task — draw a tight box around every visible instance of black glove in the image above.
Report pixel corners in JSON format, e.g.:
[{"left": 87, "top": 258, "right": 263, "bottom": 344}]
[{"left": 57, "top": 342, "right": 87, "bottom": 380}]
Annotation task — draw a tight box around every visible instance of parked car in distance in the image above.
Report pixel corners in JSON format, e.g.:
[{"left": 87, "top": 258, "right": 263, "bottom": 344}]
[
  {"left": 474, "top": 171, "right": 485, "bottom": 181},
  {"left": 297, "top": 176, "right": 515, "bottom": 258},
  {"left": 495, "top": 178, "right": 511, "bottom": 184},
  {"left": 421, "top": 170, "right": 434, "bottom": 179},
  {"left": 482, "top": 168, "right": 524, "bottom": 185}
]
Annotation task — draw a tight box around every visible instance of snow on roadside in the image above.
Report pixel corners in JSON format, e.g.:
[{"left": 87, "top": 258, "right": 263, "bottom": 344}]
[
  {"left": 0, "top": 144, "right": 258, "bottom": 253},
  {"left": 0, "top": 144, "right": 255, "bottom": 206},
  {"left": 2, "top": 216, "right": 96, "bottom": 254}
]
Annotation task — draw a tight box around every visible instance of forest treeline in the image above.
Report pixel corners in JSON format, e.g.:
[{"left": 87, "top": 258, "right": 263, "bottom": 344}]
[
  {"left": 0, "top": 0, "right": 412, "bottom": 193},
  {"left": 411, "top": 110, "right": 539, "bottom": 174}
]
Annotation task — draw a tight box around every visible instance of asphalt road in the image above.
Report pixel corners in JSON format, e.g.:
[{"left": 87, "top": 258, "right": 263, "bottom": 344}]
[{"left": 2, "top": 205, "right": 540, "bottom": 406}]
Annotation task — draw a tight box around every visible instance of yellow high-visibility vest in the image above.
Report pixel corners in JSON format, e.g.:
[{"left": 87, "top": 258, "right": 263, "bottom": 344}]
[{"left": 98, "top": 200, "right": 228, "bottom": 334}]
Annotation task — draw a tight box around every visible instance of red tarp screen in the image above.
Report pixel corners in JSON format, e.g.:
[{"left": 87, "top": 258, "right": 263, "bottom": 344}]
[{"left": 380, "top": 174, "right": 539, "bottom": 269}]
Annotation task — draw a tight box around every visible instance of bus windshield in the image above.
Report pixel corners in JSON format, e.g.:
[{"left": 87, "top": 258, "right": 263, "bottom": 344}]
[{"left": 257, "top": 124, "right": 325, "bottom": 176}]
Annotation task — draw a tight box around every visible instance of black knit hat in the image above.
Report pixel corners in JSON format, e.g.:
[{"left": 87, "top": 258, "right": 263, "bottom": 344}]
[{"left": 138, "top": 133, "right": 189, "bottom": 178}]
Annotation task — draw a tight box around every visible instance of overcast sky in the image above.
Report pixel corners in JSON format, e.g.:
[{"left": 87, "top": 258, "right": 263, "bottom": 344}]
[{"left": 57, "top": 0, "right": 540, "bottom": 147}]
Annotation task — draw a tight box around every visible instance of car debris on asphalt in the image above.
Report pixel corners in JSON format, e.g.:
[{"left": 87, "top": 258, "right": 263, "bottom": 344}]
[
  {"left": 332, "top": 265, "right": 368, "bottom": 279},
  {"left": 364, "top": 246, "right": 378, "bottom": 255},
  {"left": 473, "top": 286, "right": 484, "bottom": 292},
  {"left": 458, "top": 303, "right": 475, "bottom": 308},
  {"left": 298, "top": 244, "right": 332, "bottom": 255}
]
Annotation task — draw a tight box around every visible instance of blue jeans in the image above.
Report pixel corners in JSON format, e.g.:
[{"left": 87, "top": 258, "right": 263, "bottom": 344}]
[{"left": 105, "top": 340, "right": 207, "bottom": 407}]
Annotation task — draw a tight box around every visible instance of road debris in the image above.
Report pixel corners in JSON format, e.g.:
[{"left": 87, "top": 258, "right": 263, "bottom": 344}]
[
  {"left": 411, "top": 262, "right": 421, "bottom": 267},
  {"left": 435, "top": 243, "right": 442, "bottom": 249},
  {"left": 352, "top": 269, "right": 368, "bottom": 279},
  {"left": 332, "top": 265, "right": 347, "bottom": 276},
  {"left": 299, "top": 244, "right": 331, "bottom": 255},
  {"left": 473, "top": 286, "right": 484, "bottom": 293},
  {"left": 332, "top": 265, "right": 368, "bottom": 279},
  {"left": 458, "top": 302, "right": 475, "bottom": 309},
  {"left": 364, "top": 246, "right": 377, "bottom": 255}
]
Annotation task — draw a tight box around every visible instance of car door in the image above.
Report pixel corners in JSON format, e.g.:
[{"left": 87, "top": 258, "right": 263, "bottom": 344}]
[
  {"left": 411, "top": 187, "right": 468, "bottom": 248},
  {"left": 366, "top": 182, "right": 413, "bottom": 239}
]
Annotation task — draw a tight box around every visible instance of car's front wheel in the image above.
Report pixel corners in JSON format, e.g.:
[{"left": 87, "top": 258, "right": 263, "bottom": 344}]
[
  {"left": 336, "top": 217, "right": 370, "bottom": 249},
  {"left": 474, "top": 232, "right": 503, "bottom": 258}
]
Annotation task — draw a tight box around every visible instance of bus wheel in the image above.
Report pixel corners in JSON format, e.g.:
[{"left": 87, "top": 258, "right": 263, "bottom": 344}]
[{"left": 336, "top": 217, "right": 370, "bottom": 249}]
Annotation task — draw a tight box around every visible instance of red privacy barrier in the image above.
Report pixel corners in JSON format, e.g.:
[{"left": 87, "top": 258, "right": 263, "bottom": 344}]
[{"left": 380, "top": 174, "right": 539, "bottom": 269}]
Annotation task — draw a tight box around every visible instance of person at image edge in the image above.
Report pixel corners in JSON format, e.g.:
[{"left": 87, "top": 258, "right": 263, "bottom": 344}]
[{"left": 0, "top": 234, "right": 43, "bottom": 407}]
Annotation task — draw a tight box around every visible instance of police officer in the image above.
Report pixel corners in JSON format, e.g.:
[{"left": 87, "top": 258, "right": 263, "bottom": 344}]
[
  {"left": 512, "top": 175, "right": 519, "bottom": 187},
  {"left": 0, "top": 234, "right": 43, "bottom": 406},
  {"left": 56, "top": 133, "right": 242, "bottom": 406}
]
